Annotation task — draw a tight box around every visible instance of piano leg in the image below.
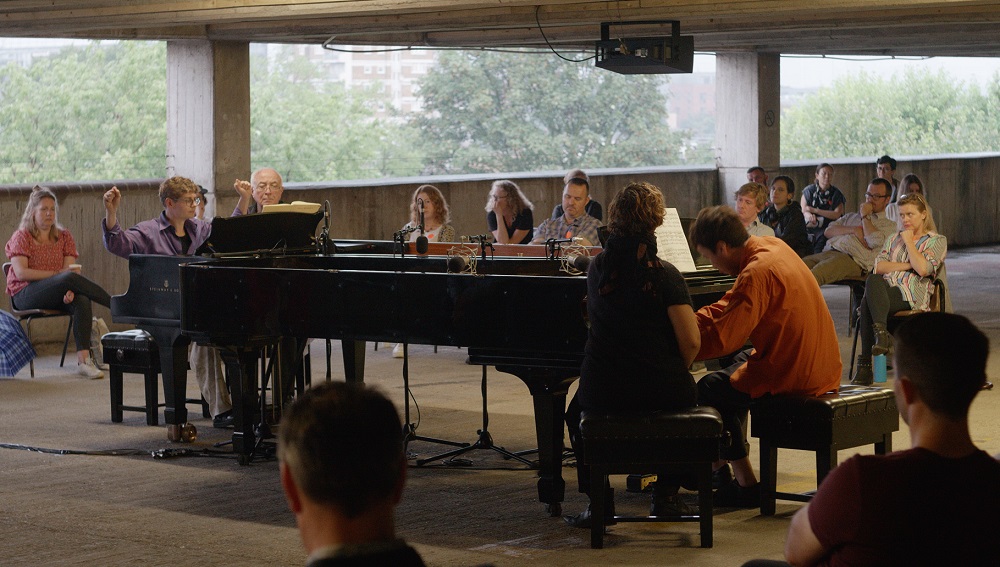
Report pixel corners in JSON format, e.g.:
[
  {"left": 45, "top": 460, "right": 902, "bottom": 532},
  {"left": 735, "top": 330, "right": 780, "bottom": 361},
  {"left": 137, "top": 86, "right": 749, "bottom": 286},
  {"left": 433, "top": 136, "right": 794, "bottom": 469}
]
[
  {"left": 220, "top": 347, "right": 261, "bottom": 465},
  {"left": 342, "top": 339, "right": 366, "bottom": 382},
  {"left": 143, "top": 327, "right": 190, "bottom": 437},
  {"left": 496, "top": 365, "right": 579, "bottom": 517}
]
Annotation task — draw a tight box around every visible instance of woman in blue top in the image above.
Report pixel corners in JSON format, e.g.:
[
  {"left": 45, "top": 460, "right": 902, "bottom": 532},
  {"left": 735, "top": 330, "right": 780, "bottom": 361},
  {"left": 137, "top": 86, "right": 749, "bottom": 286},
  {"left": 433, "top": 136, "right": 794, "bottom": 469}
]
[{"left": 485, "top": 180, "right": 534, "bottom": 244}]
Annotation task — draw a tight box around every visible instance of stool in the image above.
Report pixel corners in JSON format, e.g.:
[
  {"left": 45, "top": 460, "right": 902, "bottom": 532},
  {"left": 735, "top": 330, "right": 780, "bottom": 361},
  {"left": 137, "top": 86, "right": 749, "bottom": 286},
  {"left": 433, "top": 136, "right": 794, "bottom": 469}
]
[
  {"left": 580, "top": 407, "right": 724, "bottom": 549},
  {"left": 103, "top": 330, "right": 209, "bottom": 426},
  {"left": 750, "top": 385, "right": 898, "bottom": 515}
]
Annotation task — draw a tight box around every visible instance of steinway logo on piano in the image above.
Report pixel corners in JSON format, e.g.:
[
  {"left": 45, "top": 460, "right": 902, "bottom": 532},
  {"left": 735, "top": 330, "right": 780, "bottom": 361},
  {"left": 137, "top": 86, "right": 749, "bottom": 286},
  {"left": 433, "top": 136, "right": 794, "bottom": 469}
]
[{"left": 147, "top": 280, "right": 179, "bottom": 293}]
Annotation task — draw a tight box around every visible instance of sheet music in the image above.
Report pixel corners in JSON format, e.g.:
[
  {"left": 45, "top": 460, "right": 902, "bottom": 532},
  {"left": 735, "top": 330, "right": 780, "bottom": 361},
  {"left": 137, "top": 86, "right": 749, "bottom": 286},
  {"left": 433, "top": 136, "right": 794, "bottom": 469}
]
[{"left": 654, "top": 208, "right": 698, "bottom": 273}]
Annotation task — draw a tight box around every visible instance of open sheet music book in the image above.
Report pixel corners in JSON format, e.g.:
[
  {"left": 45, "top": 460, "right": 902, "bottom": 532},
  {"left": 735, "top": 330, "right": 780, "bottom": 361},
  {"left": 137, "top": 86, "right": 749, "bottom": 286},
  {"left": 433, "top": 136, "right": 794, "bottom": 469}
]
[
  {"left": 654, "top": 208, "right": 698, "bottom": 273},
  {"left": 262, "top": 201, "right": 322, "bottom": 214}
]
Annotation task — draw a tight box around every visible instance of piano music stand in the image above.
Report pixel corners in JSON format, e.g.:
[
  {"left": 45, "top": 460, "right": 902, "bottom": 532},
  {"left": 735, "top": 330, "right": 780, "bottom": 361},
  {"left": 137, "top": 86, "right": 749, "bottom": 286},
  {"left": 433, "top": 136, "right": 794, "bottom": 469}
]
[
  {"left": 200, "top": 211, "right": 323, "bottom": 254},
  {"left": 414, "top": 362, "right": 535, "bottom": 468}
]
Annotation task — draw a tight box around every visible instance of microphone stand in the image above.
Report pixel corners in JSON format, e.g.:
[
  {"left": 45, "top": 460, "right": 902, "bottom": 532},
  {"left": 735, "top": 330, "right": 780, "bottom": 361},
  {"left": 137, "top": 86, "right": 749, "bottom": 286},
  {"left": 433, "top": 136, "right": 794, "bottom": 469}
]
[
  {"left": 466, "top": 234, "right": 494, "bottom": 261},
  {"left": 317, "top": 200, "right": 333, "bottom": 255},
  {"left": 544, "top": 238, "right": 573, "bottom": 260}
]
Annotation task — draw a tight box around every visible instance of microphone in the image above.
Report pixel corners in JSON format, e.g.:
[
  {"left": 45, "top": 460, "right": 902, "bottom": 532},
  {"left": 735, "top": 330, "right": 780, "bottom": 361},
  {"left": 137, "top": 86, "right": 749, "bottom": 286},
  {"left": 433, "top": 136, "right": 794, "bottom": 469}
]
[
  {"left": 447, "top": 255, "right": 468, "bottom": 273},
  {"left": 570, "top": 253, "right": 592, "bottom": 273},
  {"left": 415, "top": 198, "right": 429, "bottom": 253}
]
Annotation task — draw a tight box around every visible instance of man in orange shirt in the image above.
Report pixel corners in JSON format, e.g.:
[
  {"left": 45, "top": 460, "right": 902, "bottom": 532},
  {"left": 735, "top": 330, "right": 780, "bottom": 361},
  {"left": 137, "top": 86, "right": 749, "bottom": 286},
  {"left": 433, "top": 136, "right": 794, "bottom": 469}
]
[{"left": 689, "top": 206, "right": 842, "bottom": 508}]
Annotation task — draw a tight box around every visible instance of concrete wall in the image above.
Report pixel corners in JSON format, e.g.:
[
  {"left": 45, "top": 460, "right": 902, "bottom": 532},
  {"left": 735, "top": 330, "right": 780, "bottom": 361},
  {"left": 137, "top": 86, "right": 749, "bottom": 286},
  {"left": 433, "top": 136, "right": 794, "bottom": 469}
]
[{"left": 4, "top": 153, "right": 998, "bottom": 344}]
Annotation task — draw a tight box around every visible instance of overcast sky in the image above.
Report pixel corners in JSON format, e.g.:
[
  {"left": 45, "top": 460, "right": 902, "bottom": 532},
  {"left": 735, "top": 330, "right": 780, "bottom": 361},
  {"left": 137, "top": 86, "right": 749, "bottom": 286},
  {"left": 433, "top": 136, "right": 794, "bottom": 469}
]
[{"left": 694, "top": 53, "right": 1000, "bottom": 90}]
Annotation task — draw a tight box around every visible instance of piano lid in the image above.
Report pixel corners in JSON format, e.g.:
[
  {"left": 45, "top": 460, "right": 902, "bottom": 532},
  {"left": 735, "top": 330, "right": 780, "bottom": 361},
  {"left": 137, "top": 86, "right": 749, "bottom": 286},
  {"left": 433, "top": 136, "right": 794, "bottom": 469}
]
[{"left": 200, "top": 211, "right": 323, "bottom": 255}]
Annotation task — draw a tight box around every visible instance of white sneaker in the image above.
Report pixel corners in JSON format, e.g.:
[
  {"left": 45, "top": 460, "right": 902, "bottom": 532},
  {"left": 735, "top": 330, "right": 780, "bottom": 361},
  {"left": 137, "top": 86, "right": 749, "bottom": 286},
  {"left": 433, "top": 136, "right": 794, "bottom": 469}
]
[
  {"left": 77, "top": 359, "right": 104, "bottom": 380},
  {"left": 392, "top": 343, "right": 404, "bottom": 358}
]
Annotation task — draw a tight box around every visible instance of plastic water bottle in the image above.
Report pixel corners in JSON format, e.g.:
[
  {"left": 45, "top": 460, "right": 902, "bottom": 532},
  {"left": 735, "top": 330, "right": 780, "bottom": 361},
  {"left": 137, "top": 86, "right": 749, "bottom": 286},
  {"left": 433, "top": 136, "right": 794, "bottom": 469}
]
[{"left": 873, "top": 354, "right": 887, "bottom": 383}]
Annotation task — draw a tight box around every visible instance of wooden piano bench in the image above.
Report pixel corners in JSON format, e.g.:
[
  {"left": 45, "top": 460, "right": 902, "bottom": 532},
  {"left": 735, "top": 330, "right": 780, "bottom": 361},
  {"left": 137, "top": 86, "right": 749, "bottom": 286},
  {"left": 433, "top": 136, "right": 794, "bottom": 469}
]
[
  {"left": 750, "top": 384, "right": 899, "bottom": 515},
  {"left": 579, "top": 407, "right": 725, "bottom": 549},
  {"left": 102, "top": 330, "right": 209, "bottom": 426}
]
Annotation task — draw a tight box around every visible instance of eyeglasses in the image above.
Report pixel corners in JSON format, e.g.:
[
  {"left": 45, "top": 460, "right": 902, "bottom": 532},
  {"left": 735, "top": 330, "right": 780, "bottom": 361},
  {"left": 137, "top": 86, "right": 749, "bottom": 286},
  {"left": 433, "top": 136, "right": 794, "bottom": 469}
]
[
  {"left": 175, "top": 197, "right": 202, "bottom": 205},
  {"left": 255, "top": 182, "right": 281, "bottom": 192},
  {"left": 864, "top": 192, "right": 888, "bottom": 199}
]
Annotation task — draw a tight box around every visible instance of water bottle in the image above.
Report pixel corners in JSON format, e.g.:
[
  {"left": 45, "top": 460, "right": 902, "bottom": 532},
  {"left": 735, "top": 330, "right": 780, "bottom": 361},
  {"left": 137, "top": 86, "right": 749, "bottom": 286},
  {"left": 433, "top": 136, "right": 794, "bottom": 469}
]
[{"left": 873, "top": 354, "right": 887, "bottom": 383}]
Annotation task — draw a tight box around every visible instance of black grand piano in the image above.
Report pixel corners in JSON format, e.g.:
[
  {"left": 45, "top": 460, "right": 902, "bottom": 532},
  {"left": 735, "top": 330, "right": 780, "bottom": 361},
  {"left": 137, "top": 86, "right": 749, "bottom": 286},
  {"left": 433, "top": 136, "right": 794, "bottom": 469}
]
[{"left": 111, "top": 225, "right": 733, "bottom": 516}]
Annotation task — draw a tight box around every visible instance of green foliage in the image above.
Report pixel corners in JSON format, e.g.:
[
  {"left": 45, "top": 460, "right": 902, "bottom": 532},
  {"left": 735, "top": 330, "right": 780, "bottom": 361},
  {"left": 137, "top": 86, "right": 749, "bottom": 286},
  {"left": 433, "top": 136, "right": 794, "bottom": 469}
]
[
  {"left": 413, "top": 50, "right": 694, "bottom": 174},
  {"left": 782, "top": 68, "right": 1000, "bottom": 160},
  {"left": 248, "top": 46, "right": 416, "bottom": 181},
  {"left": 0, "top": 41, "right": 167, "bottom": 183}
]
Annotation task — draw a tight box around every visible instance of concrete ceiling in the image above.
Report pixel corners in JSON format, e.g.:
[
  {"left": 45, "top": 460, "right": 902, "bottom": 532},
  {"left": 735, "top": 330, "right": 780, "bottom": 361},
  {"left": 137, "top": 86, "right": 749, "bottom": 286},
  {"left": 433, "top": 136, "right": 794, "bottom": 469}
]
[{"left": 2, "top": 1, "right": 1000, "bottom": 57}]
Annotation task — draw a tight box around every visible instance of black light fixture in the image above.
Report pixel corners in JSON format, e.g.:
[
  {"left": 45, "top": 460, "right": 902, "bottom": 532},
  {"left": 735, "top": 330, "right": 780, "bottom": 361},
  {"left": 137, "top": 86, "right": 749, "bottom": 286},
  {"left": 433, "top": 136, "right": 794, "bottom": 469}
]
[{"left": 595, "top": 20, "right": 694, "bottom": 75}]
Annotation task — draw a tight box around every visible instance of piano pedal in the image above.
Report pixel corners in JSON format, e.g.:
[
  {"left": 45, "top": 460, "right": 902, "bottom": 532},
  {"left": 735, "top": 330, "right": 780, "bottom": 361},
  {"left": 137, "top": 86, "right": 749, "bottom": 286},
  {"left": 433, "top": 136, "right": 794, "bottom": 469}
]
[{"left": 626, "top": 473, "right": 657, "bottom": 493}]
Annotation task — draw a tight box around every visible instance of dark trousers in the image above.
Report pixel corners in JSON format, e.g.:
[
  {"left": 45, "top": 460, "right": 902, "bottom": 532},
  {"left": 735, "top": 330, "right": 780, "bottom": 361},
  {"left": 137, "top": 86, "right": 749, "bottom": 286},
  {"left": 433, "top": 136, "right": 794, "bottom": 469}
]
[
  {"left": 12, "top": 272, "right": 111, "bottom": 351},
  {"left": 859, "top": 273, "right": 909, "bottom": 358},
  {"left": 697, "top": 349, "right": 755, "bottom": 461}
]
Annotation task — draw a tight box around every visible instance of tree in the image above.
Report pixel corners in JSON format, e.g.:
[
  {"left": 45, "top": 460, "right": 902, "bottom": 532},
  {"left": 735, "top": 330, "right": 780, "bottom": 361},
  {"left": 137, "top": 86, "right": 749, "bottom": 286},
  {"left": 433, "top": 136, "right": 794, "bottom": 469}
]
[
  {"left": 0, "top": 41, "right": 167, "bottom": 183},
  {"left": 249, "top": 46, "right": 418, "bottom": 181},
  {"left": 782, "top": 68, "right": 1000, "bottom": 160},
  {"left": 412, "top": 50, "right": 693, "bottom": 174}
]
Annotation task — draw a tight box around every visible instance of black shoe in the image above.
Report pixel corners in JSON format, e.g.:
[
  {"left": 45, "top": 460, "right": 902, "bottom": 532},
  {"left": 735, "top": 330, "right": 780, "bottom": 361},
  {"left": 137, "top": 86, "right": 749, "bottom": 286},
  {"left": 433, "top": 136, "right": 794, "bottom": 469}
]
[
  {"left": 713, "top": 463, "right": 734, "bottom": 489},
  {"left": 851, "top": 359, "right": 874, "bottom": 386},
  {"left": 651, "top": 493, "right": 694, "bottom": 517},
  {"left": 564, "top": 504, "right": 617, "bottom": 528},
  {"left": 872, "top": 323, "right": 891, "bottom": 356},
  {"left": 713, "top": 479, "right": 761, "bottom": 509},
  {"left": 212, "top": 410, "right": 234, "bottom": 429}
]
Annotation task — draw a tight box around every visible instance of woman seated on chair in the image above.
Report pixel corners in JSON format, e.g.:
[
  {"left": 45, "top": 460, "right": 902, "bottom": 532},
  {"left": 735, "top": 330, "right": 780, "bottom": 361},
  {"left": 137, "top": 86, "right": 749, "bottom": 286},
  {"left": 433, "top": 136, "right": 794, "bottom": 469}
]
[
  {"left": 4, "top": 186, "right": 111, "bottom": 379},
  {"left": 853, "top": 192, "right": 946, "bottom": 385},
  {"left": 485, "top": 180, "right": 534, "bottom": 244},
  {"left": 563, "top": 181, "right": 701, "bottom": 528},
  {"left": 399, "top": 184, "right": 456, "bottom": 245}
]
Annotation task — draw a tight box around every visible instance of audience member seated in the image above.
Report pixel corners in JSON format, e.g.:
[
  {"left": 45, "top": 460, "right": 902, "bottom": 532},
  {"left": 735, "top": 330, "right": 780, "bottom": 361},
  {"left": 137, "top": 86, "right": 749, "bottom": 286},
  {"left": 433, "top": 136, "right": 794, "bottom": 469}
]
[
  {"left": 564, "top": 182, "right": 701, "bottom": 528},
  {"left": 746, "top": 166, "right": 768, "bottom": 186},
  {"left": 5, "top": 186, "right": 111, "bottom": 379},
  {"left": 744, "top": 312, "right": 1000, "bottom": 567},
  {"left": 399, "top": 184, "right": 456, "bottom": 244},
  {"left": 278, "top": 382, "right": 426, "bottom": 566},
  {"left": 759, "top": 176, "right": 810, "bottom": 257},
  {"left": 800, "top": 163, "right": 845, "bottom": 254},
  {"left": 532, "top": 177, "right": 603, "bottom": 247},
  {"left": 552, "top": 169, "right": 603, "bottom": 221},
  {"left": 801, "top": 178, "right": 897, "bottom": 286},
  {"left": 486, "top": 180, "right": 534, "bottom": 244},
  {"left": 233, "top": 167, "right": 285, "bottom": 216},
  {"left": 102, "top": 177, "right": 234, "bottom": 427},
  {"left": 885, "top": 173, "right": 937, "bottom": 232},
  {"left": 852, "top": 193, "right": 945, "bottom": 385},
  {"left": 876, "top": 154, "right": 901, "bottom": 202},
  {"left": 734, "top": 182, "right": 775, "bottom": 237},
  {"left": 689, "top": 206, "right": 841, "bottom": 508}
]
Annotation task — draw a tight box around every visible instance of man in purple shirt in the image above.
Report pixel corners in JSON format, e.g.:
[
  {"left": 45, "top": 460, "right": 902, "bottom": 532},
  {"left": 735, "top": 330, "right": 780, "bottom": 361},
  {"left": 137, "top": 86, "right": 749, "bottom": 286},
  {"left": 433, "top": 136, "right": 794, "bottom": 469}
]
[{"left": 102, "top": 176, "right": 232, "bottom": 427}]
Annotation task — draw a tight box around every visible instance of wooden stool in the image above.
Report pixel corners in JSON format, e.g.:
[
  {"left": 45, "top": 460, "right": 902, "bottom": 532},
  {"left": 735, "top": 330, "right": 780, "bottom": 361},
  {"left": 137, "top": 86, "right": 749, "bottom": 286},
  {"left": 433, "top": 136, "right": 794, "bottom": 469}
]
[
  {"left": 103, "top": 330, "right": 209, "bottom": 426},
  {"left": 579, "top": 407, "right": 724, "bottom": 549},
  {"left": 750, "top": 385, "right": 899, "bottom": 515}
]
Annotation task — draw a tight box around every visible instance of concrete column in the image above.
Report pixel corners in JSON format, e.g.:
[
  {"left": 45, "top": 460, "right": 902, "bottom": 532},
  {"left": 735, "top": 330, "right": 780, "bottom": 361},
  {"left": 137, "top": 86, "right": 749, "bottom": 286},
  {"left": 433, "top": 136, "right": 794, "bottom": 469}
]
[
  {"left": 715, "top": 52, "right": 780, "bottom": 205},
  {"left": 166, "top": 40, "right": 250, "bottom": 218}
]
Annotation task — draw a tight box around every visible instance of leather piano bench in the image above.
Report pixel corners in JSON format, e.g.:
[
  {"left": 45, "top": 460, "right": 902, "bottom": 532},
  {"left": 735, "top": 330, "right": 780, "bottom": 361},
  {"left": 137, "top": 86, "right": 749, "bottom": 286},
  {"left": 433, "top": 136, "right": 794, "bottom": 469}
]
[
  {"left": 102, "top": 330, "right": 209, "bottom": 426},
  {"left": 579, "top": 407, "right": 725, "bottom": 549},
  {"left": 750, "top": 384, "right": 899, "bottom": 515}
]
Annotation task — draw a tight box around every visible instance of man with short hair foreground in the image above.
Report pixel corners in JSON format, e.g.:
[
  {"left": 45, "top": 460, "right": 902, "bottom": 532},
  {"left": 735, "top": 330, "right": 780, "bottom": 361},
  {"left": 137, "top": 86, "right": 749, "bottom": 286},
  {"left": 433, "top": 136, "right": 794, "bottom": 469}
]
[{"left": 278, "top": 382, "right": 425, "bottom": 567}]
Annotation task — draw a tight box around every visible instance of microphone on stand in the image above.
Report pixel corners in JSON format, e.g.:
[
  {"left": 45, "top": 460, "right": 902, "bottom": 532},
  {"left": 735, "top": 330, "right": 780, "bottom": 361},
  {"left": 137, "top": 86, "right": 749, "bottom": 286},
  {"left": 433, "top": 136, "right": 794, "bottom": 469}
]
[{"left": 416, "top": 197, "right": 429, "bottom": 254}]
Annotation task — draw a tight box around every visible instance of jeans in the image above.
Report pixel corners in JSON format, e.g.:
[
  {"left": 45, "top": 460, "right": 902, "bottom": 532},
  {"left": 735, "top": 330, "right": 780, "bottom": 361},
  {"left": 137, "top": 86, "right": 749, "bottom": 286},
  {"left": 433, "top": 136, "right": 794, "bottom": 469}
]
[
  {"left": 12, "top": 272, "right": 111, "bottom": 352},
  {"left": 859, "top": 273, "right": 910, "bottom": 359}
]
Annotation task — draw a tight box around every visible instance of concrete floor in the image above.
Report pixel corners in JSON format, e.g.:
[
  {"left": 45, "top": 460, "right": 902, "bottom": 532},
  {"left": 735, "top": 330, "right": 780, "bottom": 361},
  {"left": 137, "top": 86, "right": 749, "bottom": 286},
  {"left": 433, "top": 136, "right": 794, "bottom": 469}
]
[{"left": 2, "top": 246, "right": 998, "bottom": 566}]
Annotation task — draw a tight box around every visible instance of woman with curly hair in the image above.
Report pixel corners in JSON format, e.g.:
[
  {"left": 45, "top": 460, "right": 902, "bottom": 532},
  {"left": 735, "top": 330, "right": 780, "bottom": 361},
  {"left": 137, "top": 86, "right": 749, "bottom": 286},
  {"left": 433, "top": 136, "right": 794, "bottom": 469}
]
[
  {"left": 485, "top": 179, "right": 534, "bottom": 244},
  {"left": 400, "top": 184, "right": 456, "bottom": 244}
]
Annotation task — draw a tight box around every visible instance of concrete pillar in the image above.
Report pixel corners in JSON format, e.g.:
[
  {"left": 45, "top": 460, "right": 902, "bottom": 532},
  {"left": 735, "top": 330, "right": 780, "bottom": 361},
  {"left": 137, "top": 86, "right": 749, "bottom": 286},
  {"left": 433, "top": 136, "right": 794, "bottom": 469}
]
[
  {"left": 715, "top": 52, "right": 780, "bottom": 205},
  {"left": 166, "top": 40, "right": 250, "bottom": 218}
]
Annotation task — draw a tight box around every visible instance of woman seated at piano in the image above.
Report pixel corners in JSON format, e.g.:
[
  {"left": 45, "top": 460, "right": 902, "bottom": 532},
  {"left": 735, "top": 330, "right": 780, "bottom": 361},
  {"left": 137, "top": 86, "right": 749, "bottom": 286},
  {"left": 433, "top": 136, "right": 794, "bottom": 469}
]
[
  {"left": 399, "top": 184, "right": 456, "bottom": 244},
  {"left": 563, "top": 181, "right": 701, "bottom": 528},
  {"left": 5, "top": 186, "right": 111, "bottom": 379},
  {"left": 486, "top": 180, "right": 534, "bottom": 244}
]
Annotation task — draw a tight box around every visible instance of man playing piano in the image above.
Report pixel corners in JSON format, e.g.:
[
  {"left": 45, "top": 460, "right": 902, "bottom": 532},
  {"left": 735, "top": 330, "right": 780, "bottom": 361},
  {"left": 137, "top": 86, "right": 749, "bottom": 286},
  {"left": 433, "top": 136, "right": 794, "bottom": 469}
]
[
  {"left": 689, "top": 206, "right": 841, "bottom": 508},
  {"left": 102, "top": 176, "right": 234, "bottom": 428}
]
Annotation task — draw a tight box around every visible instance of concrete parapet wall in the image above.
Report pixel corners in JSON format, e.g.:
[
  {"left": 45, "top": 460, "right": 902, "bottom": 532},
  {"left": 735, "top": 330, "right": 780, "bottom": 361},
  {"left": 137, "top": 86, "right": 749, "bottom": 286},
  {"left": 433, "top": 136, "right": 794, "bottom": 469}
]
[{"left": 3, "top": 154, "right": 998, "bottom": 344}]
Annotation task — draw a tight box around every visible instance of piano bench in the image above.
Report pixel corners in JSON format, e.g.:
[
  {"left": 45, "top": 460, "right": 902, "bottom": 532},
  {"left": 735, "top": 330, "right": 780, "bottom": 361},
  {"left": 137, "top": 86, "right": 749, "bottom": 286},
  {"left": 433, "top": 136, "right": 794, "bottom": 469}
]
[
  {"left": 579, "top": 407, "right": 724, "bottom": 549},
  {"left": 750, "top": 385, "right": 899, "bottom": 515},
  {"left": 102, "top": 330, "right": 209, "bottom": 426}
]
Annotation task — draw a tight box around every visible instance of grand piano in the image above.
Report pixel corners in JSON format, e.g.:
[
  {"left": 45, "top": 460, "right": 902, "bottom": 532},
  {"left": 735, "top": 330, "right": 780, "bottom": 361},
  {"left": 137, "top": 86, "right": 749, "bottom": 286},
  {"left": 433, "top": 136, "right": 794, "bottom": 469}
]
[{"left": 111, "top": 225, "right": 733, "bottom": 516}]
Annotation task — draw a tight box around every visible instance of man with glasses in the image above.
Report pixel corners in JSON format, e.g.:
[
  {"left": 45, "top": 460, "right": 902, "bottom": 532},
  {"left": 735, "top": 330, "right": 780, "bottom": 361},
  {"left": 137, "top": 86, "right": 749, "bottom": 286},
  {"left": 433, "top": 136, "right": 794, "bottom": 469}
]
[
  {"left": 801, "top": 178, "right": 897, "bottom": 286},
  {"left": 102, "top": 176, "right": 234, "bottom": 428},
  {"left": 233, "top": 167, "right": 285, "bottom": 216}
]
